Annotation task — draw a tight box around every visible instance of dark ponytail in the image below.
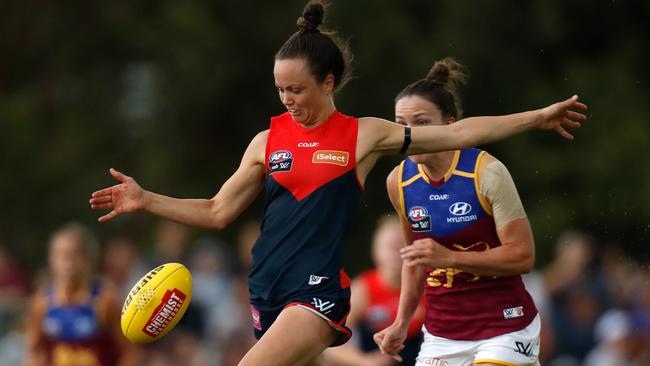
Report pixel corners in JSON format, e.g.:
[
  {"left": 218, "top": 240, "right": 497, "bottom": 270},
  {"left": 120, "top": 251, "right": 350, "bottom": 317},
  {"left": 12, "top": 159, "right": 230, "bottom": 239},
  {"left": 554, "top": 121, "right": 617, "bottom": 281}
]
[
  {"left": 276, "top": 1, "right": 353, "bottom": 91},
  {"left": 396, "top": 58, "right": 468, "bottom": 119}
]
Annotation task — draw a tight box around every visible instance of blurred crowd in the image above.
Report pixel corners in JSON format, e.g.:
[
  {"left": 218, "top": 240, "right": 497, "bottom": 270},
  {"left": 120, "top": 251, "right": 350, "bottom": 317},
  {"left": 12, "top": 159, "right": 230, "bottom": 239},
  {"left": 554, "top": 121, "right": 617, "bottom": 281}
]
[{"left": 0, "top": 220, "right": 648, "bottom": 366}]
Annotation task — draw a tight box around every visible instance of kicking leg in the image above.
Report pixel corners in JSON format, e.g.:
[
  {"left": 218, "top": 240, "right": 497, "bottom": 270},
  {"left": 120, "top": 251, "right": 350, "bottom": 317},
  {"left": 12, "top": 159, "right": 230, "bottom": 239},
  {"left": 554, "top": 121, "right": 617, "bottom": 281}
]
[{"left": 238, "top": 306, "right": 337, "bottom": 366}]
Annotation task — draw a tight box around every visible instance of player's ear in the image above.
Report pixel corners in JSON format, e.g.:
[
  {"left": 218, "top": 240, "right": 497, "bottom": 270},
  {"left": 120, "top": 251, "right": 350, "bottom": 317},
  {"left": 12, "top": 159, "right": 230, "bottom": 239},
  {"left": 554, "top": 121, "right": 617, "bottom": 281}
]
[{"left": 324, "top": 74, "right": 335, "bottom": 93}]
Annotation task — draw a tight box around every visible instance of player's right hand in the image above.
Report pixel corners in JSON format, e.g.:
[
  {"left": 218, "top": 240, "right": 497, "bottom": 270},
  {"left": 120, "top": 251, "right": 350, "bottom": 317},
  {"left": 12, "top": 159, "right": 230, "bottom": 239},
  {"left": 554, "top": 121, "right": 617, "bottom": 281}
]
[
  {"left": 373, "top": 323, "right": 408, "bottom": 362},
  {"left": 89, "top": 168, "right": 145, "bottom": 222}
]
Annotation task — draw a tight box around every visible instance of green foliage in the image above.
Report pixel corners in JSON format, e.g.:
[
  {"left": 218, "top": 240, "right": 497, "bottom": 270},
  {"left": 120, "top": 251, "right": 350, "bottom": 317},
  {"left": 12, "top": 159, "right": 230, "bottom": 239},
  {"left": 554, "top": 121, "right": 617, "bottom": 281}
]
[{"left": 1, "top": 0, "right": 648, "bottom": 272}]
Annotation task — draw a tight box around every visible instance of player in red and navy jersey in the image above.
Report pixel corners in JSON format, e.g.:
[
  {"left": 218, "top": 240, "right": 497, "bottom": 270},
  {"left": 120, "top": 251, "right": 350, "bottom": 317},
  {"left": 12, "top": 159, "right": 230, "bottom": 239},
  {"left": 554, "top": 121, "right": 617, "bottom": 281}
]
[
  {"left": 374, "top": 58, "right": 544, "bottom": 366},
  {"left": 89, "top": 2, "right": 586, "bottom": 365}
]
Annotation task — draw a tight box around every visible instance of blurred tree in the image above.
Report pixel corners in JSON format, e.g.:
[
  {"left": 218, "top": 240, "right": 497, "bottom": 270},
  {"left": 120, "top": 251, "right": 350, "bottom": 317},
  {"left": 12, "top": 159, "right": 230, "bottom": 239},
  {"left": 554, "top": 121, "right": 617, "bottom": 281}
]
[{"left": 0, "top": 0, "right": 648, "bottom": 273}]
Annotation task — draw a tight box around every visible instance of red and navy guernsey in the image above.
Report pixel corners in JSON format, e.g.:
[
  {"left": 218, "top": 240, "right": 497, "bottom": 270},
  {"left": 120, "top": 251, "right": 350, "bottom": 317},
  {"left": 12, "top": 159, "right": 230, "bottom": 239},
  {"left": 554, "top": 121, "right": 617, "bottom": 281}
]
[{"left": 249, "top": 111, "right": 361, "bottom": 306}]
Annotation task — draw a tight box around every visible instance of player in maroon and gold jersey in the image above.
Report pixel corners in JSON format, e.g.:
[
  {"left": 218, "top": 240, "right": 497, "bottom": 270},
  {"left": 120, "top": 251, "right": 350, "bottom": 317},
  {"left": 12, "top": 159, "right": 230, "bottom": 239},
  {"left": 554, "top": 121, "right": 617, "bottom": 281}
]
[
  {"left": 375, "top": 58, "right": 543, "bottom": 366},
  {"left": 25, "top": 223, "right": 140, "bottom": 366}
]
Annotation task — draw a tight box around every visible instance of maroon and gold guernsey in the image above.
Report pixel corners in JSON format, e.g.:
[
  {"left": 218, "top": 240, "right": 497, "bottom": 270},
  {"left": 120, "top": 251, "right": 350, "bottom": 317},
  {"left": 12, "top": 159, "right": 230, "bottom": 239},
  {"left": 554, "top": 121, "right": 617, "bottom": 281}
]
[
  {"left": 399, "top": 149, "right": 537, "bottom": 340},
  {"left": 41, "top": 281, "right": 120, "bottom": 366}
]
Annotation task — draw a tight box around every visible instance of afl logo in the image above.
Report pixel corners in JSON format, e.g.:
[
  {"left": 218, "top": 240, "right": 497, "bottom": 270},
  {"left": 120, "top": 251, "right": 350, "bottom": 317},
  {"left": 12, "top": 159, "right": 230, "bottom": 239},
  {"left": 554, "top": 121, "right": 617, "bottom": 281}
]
[
  {"left": 409, "top": 206, "right": 428, "bottom": 221},
  {"left": 268, "top": 150, "right": 293, "bottom": 174},
  {"left": 270, "top": 150, "right": 292, "bottom": 163},
  {"left": 449, "top": 202, "right": 472, "bottom": 216},
  {"left": 408, "top": 206, "right": 431, "bottom": 232}
]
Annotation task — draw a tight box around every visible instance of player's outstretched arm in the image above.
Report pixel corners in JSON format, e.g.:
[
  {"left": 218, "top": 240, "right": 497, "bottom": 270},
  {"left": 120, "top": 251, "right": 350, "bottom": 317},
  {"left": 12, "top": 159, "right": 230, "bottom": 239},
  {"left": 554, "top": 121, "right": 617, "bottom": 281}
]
[
  {"left": 360, "top": 95, "right": 588, "bottom": 156},
  {"left": 90, "top": 131, "right": 267, "bottom": 229}
]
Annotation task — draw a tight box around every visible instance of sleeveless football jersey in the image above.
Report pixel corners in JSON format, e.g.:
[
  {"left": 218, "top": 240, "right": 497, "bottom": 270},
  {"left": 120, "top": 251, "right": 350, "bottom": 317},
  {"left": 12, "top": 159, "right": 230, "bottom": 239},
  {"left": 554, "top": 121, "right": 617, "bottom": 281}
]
[
  {"left": 358, "top": 269, "right": 424, "bottom": 339},
  {"left": 42, "top": 281, "right": 119, "bottom": 366},
  {"left": 249, "top": 111, "right": 360, "bottom": 306},
  {"left": 399, "top": 148, "right": 537, "bottom": 340},
  {"left": 356, "top": 270, "right": 424, "bottom": 365},
  {"left": 357, "top": 269, "right": 424, "bottom": 365}
]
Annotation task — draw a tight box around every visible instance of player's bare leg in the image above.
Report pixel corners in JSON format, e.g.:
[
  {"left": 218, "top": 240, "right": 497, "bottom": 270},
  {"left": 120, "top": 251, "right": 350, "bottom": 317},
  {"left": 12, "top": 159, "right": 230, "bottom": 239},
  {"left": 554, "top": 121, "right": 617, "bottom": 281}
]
[
  {"left": 304, "top": 353, "right": 325, "bottom": 366},
  {"left": 238, "top": 306, "right": 337, "bottom": 366}
]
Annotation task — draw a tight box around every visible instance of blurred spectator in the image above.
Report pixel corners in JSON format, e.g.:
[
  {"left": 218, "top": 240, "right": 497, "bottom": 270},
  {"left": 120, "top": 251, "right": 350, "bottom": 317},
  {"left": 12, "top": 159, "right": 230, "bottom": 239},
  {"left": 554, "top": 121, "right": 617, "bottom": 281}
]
[
  {"left": 235, "top": 220, "right": 259, "bottom": 275},
  {"left": 188, "top": 237, "right": 238, "bottom": 360},
  {"left": 325, "top": 215, "right": 423, "bottom": 366},
  {"left": 583, "top": 309, "right": 643, "bottom": 366},
  {"left": 596, "top": 244, "right": 642, "bottom": 309},
  {"left": 524, "top": 229, "right": 600, "bottom": 365},
  {"left": 150, "top": 219, "right": 192, "bottom": 265},
  {"left": 140, "top": 329, "right": 210, "bottom": 366},
  {"left": 542, "top": 230, "right": 595, "bottom": 298},
  {"left": 550, "top": 282, "right": 602, "bottom": 362},
  {"left": 0, "top": 245, "right": 30, "bottom": 299},
  {"left": 523, "top": 229, "right": 650, "bottom": 366},
  {"left": 0, "top": 245, "right": 30, "bottom": 335},
  {"left": 100, "top": 235, "right": 147, "bottom": 298},
  {"left": 24, "top": 222, "right": 140, "bottom": 366},
  {"left": 0, "top": 317, "right": 27, "bottom": 366},
  {"left": 628, "top": 266, "right": 650, "bottom": 365},
  {"left": 220, "top": 221, "right": 260, "bottom": 366},
  {"left": 5, "top": 219, "right": 648, "bottom": 366}
]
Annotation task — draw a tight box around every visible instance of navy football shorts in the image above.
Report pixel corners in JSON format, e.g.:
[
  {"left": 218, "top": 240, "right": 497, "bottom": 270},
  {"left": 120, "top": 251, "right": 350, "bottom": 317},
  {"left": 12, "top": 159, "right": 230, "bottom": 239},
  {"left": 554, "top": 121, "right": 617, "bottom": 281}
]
[{"left": 250, "top": 287, "right": 352, "bottom": 346}]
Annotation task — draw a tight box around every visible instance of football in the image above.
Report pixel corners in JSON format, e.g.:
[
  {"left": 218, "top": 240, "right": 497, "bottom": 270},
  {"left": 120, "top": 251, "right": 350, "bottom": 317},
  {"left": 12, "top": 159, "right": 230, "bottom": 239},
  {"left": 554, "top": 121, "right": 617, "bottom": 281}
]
[{"left": 120, "top": 262, "right": 193, "bottom": 343}]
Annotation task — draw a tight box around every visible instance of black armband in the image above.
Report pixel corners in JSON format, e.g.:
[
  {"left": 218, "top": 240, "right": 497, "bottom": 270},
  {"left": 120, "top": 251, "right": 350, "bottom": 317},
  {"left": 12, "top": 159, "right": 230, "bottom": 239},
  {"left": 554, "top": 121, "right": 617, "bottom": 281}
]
[{"left": 399, "top": 126, "right": 412, "bottom": 155}]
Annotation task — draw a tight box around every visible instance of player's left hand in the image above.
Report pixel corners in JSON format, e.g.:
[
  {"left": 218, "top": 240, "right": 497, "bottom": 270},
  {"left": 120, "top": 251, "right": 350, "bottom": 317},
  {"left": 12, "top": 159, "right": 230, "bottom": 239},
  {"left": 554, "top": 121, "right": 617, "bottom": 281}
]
[
  {"left": 373, "top": 324, "right": 407, "bottom": 362},
  {"left": 536, "top": 95, "right": 588, "bottom": 140},
  {"left": 400, "top": 238, "right": 455, "bottom": 268}
]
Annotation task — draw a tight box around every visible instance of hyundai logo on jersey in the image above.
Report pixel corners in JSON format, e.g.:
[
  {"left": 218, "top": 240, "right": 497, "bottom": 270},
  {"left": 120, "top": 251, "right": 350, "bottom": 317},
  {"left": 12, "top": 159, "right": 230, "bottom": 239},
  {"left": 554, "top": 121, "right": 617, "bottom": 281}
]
[
  {"left": 268, "top": 150, "right": 293, "bottom": 174},
  {"left": 449, "top": 202, "right": 472, "bottom": 216},
  {"left": 408, "top": 206, "right": 432, "bottom": 232}
]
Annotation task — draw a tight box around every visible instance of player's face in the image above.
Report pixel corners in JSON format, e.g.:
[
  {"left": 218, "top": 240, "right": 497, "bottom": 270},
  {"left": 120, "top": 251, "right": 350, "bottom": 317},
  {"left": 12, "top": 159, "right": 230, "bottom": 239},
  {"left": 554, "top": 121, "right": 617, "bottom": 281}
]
[
  {"left": 395, "top": 95, "right": 455, "bottom": 164},
  {"left": 274, "top": 58, "right": 334, "bottom": 126},
  {"left": 49, "top": 233, "right": 89, "bottom": 282},
  {"left": 373, "top": 223, "right": 404, "bottom": 277}
]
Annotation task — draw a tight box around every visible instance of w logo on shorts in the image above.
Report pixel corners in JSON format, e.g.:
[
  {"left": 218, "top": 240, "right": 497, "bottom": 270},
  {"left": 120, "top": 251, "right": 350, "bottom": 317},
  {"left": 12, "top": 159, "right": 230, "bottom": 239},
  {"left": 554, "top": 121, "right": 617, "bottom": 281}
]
[
  {"left": 515, "top": 341, "right": 534, "bottom": 357},
  {"left": 311, "top": 298, "right": 335, "bottom": 314}
]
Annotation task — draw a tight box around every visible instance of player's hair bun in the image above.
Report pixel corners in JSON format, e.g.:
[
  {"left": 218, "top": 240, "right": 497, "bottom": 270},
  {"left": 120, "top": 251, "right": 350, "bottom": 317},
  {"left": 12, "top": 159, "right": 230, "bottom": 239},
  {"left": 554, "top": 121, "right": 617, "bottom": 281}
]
[
  {"left": 426, "top": 62, "right": 450, "bottom": 85},
  {"left": 425, "top": 57, "right": 468, "bottom": 96},
  {"left": 395, "top": 57, "right": 468, "bottom": 119},
  {"left": 297, "top": 1, "right": 325, "bottom": 31}
]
